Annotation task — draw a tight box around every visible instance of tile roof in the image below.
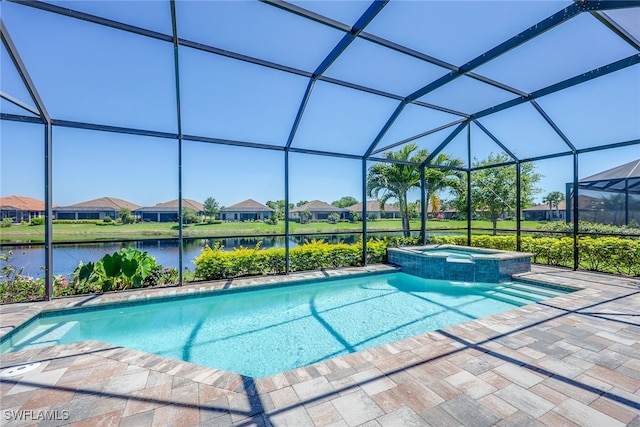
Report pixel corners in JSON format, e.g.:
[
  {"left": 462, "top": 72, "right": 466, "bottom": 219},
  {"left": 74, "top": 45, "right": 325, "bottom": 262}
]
[
  {"left": 346, "top": 201, "right": 400, "bottom": 212},
  {"left": 0, "top": 195, "right": 55, "bottom": 211},
  {"left": 221, "top": 199, "right": 274, "bottom": 212},
  {"left": 54, "top": 197, "right": 140, "bottom": 211},
  {"left": 290, "top": 200, "right": 348, "bottom": 212},
  {"left": 135, "top": 199, "right": 204, "bottom": 212},
  {"left": 522, "top": 201, "right": 567, "bottom": 212}
]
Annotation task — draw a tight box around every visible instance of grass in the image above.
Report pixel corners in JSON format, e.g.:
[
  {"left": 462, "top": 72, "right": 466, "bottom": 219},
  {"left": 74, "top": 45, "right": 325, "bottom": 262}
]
[{"left": 0, "top": 219, "right": 549, "bottom": 243}]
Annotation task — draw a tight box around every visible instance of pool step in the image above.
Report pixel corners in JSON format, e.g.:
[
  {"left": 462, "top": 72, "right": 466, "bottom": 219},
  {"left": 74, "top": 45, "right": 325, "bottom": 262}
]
[
  {"left": 446, "top": 256, "right": 475, "bottom": 264},
  {"left": 493, "top": 286, "right": 550, "bottom": 302},
  {"left": 485, "top": 290, "right": 534, "bottom": 306},
  {"left": 507, "top": 282, "right": 566, "bottom": 298}
]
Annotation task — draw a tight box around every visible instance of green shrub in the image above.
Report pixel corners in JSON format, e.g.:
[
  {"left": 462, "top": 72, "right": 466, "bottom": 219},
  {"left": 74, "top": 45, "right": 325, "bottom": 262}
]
[
  {"left": 435, "top": 234, "right": 640, "bottom": 276},
  {"left": 30, "top": 217, "right": 45, "bottom": 226},
  {"left": 1, "top": 218, "right": 13, "bottom": 228},
  {"left": 537, "top": 220, "right": 640, "bottom": 237},
  {"left": 194, "top": 239, "right": 371, "bottom": 280},
  {"left": 0, "top": 251, "right": 45, "bottom": 303},
  {"left": 72, "top": 248, "right": 162, "bottom": 292},
  {"left": 52, "top": 219, "right": 102, "bottom": 224},
  {"left": 103, "top": 216, "right": 113, "bottom": 223}
]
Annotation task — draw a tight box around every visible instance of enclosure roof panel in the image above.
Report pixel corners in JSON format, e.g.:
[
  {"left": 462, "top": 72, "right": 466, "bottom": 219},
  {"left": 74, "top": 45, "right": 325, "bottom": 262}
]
[
  {"left": 580, "top": 159, "right": 640, "bottom": 182},
  {"left": 363, "top": 0, "right": 572, "bottom": 66},
  {"left": 1, "top": 0, "right": 638, "bottom": 162},
  {"left": 601, "top": 7, "right": 640, "bottom": 46},
  {"left": 175, "top": 0, "right": 346, "bottom": 73},
  {"left": 43, "top": 0, "right": 173, "bottom": 35},
  {"left": 473, "top": 12, "right": 639, "bottom": 94},
  {"left": 287, "top": 0, "right": 373, "bottom": 27}
]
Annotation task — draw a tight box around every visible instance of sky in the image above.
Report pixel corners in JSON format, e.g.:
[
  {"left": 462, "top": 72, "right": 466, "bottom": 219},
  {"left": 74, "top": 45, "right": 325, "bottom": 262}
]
[{"left": 1, "top": 0, "right": 639, "bottom": 209}]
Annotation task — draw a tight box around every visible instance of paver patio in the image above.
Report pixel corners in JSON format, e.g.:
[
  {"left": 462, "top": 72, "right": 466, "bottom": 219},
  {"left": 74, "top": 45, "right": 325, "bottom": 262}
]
[{"left": 1, "top": 265, "right": 639, "bottom": 426}]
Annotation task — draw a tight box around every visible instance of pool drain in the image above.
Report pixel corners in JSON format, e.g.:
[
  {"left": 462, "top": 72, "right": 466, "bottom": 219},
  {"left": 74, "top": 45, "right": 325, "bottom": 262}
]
[{"left": 0, "top": 362, "right": 41, "bottom": 378}]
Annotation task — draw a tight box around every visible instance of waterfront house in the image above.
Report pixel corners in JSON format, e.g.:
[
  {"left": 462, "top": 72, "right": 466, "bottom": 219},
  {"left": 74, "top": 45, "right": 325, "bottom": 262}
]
[
  {"left": 346, "top": 200, "right": 400, "bottom": 219},
  {"left": 523, "top": 201, "right": 567, "bottom": 221},
  {"left": 134, "top": 199, "right": 204, "bottom": 222},
  {"left": 290, "top": 200, "right": 349, "bottom": 221},
  {"left": 0, "top": 195, "right": 53, "bottom": 222},
  {"left": 54, "top": 197, "right": 139, "bottom": 221},
  {"left": 220, "top": 199, "right": 274, "bottom": 221}
]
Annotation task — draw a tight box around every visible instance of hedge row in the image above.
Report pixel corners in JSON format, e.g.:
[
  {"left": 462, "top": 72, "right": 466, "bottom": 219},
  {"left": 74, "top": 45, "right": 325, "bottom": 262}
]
[
  {"left": 433, "top": 235, "right": 640, "bottom": 276},
  {"left": 193, "top": 235, "right": 640, "bottom": 280},
  {"left": 193, "top": 239, "right": 387, "bottom": 280}
]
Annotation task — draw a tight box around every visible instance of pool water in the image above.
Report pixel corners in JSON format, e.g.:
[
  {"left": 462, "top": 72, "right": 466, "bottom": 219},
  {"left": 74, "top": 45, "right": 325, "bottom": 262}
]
[
  {"left": 417, "top": 248, "right": 496, "bottom": 259},
  {"left": 1, "top": 272, "right": 571, "bottom": 378}
]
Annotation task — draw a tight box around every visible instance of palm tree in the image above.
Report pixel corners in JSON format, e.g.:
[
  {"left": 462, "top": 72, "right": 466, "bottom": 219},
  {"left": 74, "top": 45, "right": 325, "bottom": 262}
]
[
  {"left": 367, "top": 144, "right": 426, "bottom": 237},
  {"left": 542, "top": 191, "right": 564, "bottom": 221},
  {"left": 601, "top": 193, "right": 625, "bottom": 225},
  {"left": 424, "top": 153, "right": 465, "bottom": 217},
  {"left": 367, "top": 144, "right": 464, "bottom": 237}
]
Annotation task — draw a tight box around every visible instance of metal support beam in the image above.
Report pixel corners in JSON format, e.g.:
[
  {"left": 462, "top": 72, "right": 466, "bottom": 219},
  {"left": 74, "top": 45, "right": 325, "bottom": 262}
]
[
  {"left": 261, "top": 0, "right": 352, "bottom": 33},
  {"left": 170, "top": 0, "right": 184, "bottom": 285},
  {"left": 516, "top": 162, "right": 522, "bottom": 251},
  {"left": 474, "top": 54, "right": 640, "bottom": 119},
  {"left": 366, "top": 157, "right": 419, "bottom": 167},
  {"left": 466, "top": 168, "right": 472, "bottom": 246},
  {"left": 420, "top": 165, "right": 427, "bottom": 244},
  {"left": 566, "top": 182, "right": 573, "bottom": 224},
  {"left": 284, "top": 150, "right": 290, "bottom": 273},
  {"left": 283, "top": 1, "right": 388, "bottom": 152},
  {"left": 422, "top": 122, "right": 467, "bottom": 166},
  {"left": 364, "top": 103, "right": 407, "bottom": 157},
  {"left": 372, "top": 119, "right": 466, "bottom": 156},
  {"left": 530, "top": 100, "right": 576, "bottom": 153},
  {"left": 578, "top": 1, "right": 640, "bottom": 11},
  {"left": 362, "top": 159, "right": 368, "bottom": 265},
  {"left": 317, "top": 1, "right": 388, "bottom": 75},
  {"left": 0, "top": 91, "right": 40, "bottom": 116},
  {"left": 54, "top": 119, "right": 178, "bottom": 139},
  {"left": 44, "top": 122, "right": 53, "bottom": 300},
  {"left": 407, "top": 3, "right": 582, "bottom": 103},
  {"left": 7, "top": 0, "right": 172, "bottom": 42},
  {"left": 1, "top": 19, "right": 50, "bottom": 121},
  {"left": 0, "top": 112, "right": 45, "bottom": 124},
  {"left": 2, "top": 17, "right": 54, "bottom": 299},
  {"left": 573, "top": 154, "right": 579, "bottom": 270},
  {"left": 577, "top": 138, "right": 639, "bottom": 154},
  {"left": 10, "top": 0, "right": 464, "bottom": 130},
  {"left": 285, "top": 80, "right": 315, "bottom": 149},
  {"left": 467, "top": 124, "right": 472, "bottom": 246},
  {"left": 625, "top": 178, "right": 630, "bottom": 225},
  {"left": 472, "top": 120, "right": 518, "bottom": 161},
  {"left": 592, "top": 10, "right": 640, "bottom": 51}
]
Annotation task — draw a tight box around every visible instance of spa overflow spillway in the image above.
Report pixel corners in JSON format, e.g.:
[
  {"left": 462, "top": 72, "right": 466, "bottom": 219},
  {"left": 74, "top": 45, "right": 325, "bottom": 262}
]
[
  {"left": 387, "top": 244, "right": 533, "bottom": 282},
  {"left": 1, "top": 272, "right": 572, "bottom": 378}
]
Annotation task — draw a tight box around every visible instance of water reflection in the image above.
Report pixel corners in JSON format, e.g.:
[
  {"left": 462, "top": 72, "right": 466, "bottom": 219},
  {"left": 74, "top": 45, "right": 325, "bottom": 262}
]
[{"left": 2, "top": 231, "right": 448, "bottom": 278}]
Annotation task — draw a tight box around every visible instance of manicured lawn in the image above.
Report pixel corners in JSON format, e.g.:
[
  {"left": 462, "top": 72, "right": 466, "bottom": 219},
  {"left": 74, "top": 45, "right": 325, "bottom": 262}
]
[{"left": 0, "top": 219, "right": 548, "bottom": 243}]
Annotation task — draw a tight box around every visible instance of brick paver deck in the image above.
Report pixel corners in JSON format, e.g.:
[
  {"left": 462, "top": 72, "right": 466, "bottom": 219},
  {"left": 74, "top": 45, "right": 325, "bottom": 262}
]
[{"left": 1, "top": 265, "right": 639, "bottom": 426}]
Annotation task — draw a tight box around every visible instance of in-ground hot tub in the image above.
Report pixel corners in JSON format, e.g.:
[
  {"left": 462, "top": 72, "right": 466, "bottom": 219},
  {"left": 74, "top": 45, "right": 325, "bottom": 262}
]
[{"left": 387, "top": 244, "right": 532, "bottom": 282}]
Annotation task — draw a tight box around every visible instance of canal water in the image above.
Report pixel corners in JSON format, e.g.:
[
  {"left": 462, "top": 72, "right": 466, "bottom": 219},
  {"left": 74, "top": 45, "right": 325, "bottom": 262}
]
[{"left": 3, "top": 232, "right": 434, "bottom": 278}]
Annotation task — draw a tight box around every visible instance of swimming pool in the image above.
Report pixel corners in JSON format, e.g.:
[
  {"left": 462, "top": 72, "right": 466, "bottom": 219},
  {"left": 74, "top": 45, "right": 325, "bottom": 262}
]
[
  {"left": 388, "top": 244, "right": 533, "bottom": 282},
  {"left": 1, "top": 272, "right": 572, "bottom": 378}
]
